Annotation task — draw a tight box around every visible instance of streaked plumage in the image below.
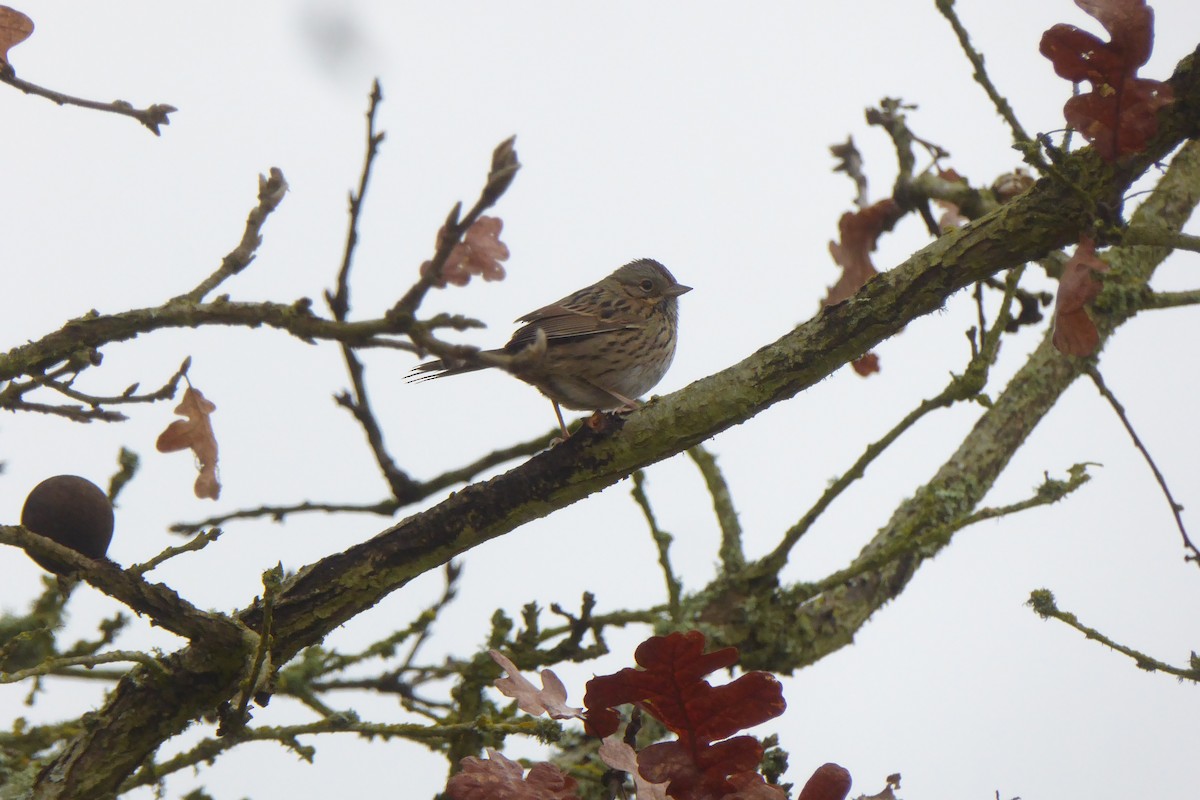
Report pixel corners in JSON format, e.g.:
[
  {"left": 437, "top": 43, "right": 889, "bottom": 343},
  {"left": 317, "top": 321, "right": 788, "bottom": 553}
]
[{"left": 409, "top": 258, "right": 690, "bottom": 435}]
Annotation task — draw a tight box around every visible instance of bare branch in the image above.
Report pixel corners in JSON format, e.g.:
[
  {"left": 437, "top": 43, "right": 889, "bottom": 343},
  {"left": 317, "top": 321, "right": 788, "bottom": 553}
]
[
  {"left": 1121, "top": 225, "right": 1200, "bottom": 253},
  {"left": 168, "top": 430, "right": 556, "bottom": 534},
  {"left": 128, "top": 528, "right": 223, "bottom": 576},
  {"left": 119, "top": 715, "right": 550, "bottom": 793},
  {"left": 392, "top": 135, "right": 520, "bottom": 321},
  {"left": 1028, "top": 589, "right": 1200, "bottom": 681},
  {"left": 754, "top": 266, "right": 1025, "bottom": 578},
  {"left": 1085, "top": 366, "right": 1197, "bottom": 565},
  {"left": 0, "top": 66, "right": 175, "bottom": 134},
  {"left": 630, "top": 471, "right": 681, "bottom": 620},
  {"left": 177, "top": 169, "right": 290, "bottom": 303},
  {"left": 933, "top": 0, "right": 1037, "bottom": 154},
  {"left": 326, "top": 79, "right": 385, "bottom": 322},
  {"left": 799, "top": 465, "right": 1092, "bottom": 602},
  {"left": 1, "top": 650, "right": 164, "bottom": 684},
  {"left": 688, "top": 444, "right": 744, "bottom": 572}
]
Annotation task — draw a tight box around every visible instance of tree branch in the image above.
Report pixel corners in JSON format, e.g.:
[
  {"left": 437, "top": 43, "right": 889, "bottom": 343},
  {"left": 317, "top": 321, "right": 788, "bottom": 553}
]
[
  {"left": 1028, "top": 589, "right": 1200, "bottom": 681},
  {"left": 0, "top": 66, "right": 176, "bottom": 135}
]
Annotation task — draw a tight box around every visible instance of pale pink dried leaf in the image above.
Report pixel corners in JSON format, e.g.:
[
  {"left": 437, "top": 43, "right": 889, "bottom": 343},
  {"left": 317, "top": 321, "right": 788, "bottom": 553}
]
[
  {"left": 490, "top": 650, "right": 583, "bottom": 719},
  {"left": 446, "top": 749, "right": 580, "bottom": 800},
  {"left": 598, "top": 737, "right": 668, "bottom": 800},
  {"left": 156, "top": 387, "right": 221, "bottom": 500}
]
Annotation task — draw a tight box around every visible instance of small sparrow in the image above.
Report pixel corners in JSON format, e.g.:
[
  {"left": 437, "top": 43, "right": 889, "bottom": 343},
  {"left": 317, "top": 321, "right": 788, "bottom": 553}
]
[{"left": 410, "top": 258, "right": 691, "bottom": 436}]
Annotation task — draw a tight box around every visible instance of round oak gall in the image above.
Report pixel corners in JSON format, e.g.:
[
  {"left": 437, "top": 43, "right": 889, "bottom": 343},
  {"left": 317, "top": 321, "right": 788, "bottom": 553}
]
[{"left": 20, "top": 475, "right": 114, "bottom": 573}]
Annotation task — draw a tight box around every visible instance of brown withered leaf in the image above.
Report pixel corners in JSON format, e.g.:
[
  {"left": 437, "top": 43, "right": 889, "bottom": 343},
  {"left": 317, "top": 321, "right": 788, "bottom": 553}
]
[
  {"left": 825, "top": 199, "right": 902, "bottom": 306},
  {"left": 825, "top": 199, "right": 902, "bottom": 376},
  {"left": 0, "top": 6, "right": 33, "bottom": 66},
  {"left": 156, "top": 387, "right": 221, "bottom": 500},
  {"left": 1052, "top": 235, "right": 1109, "bottom": 356}
]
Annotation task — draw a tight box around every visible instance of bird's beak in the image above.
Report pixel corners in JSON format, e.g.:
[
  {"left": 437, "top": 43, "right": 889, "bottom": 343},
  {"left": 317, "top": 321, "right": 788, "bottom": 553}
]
[{"left": 664, "top": 283, "right": 693, "bottom": 297}]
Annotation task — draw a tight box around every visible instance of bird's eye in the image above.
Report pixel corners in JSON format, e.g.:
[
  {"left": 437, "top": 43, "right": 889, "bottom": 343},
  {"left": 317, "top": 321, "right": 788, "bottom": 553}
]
[{"left": 639, "top": 279, "right": 655, "bottom": 292}]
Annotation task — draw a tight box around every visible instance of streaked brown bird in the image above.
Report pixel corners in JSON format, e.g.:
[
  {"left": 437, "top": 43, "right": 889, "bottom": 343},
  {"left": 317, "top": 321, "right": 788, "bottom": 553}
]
[{"left": 409, "top": 258, "right": 691, "bottom": 436}]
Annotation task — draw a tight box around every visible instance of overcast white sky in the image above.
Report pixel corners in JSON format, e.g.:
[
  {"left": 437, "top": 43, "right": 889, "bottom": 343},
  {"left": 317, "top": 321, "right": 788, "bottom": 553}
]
[{"left": 2, "top": 2, "right": 1198, "bottom": 798}]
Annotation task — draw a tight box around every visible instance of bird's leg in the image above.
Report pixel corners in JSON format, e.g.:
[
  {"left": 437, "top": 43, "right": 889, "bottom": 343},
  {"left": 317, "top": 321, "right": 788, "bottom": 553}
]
[{"left": 552, "top": 401, "right": 570, "bottom": 439}]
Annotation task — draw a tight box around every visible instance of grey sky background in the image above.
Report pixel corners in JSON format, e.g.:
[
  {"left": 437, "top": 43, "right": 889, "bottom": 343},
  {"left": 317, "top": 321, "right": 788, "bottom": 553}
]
[{"left": 2, "top": 2, "right": 1197, "bottom": 798}]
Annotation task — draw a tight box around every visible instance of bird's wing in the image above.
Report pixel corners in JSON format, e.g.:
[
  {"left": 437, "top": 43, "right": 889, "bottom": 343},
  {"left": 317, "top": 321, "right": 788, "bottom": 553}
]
[{"left": 506, "top": 295, "right": 642, "bottom": 350}]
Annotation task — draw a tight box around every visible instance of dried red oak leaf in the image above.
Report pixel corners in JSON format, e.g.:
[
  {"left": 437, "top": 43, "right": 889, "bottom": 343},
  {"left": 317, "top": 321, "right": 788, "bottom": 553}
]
[
  {"left": 583, "top": 631, "right": 786, "bottom": 800},
  {"left": 446, "top": 749, "right": 580, "bottom": 800},
  {"left": 421, "top": 215, "right": 510, "bottom": 288},
  {"left": 638, "top": 738, "right": 787, "bottom": 800},
  {"left": 490, "top": 649, "right": 583, "bottom": 719},
  {"left": 1052, "top": 235, "right": 1110, "bottom": 356},
  {"left": 156, "top": 387, "right": 221, "bottom": 500},
  {"left": 726, "top": 771, "right": 790, "bottom": 800},
  {"left": 1039, "top": 0, "right": 1174, "bottom": 161},
  {"left": 796, "top": 763, "right": 852, "bottom": 800},
  {"left": 0, "top": 5, "right": 33, "bottom": 66},
  {"left": 851, "top": 353, "right": 880, "bottom": 377},
  {"left": 825, "top": 199, "right": 902, "bottom": 376},
  {"left": 824, "top": 199, "right": 902, "bottom": 307}
]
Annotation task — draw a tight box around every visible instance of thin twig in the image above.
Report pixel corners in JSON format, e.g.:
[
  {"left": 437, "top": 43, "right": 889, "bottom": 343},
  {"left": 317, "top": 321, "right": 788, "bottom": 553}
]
[
  {"left": 324, "top": 82, "right": 418, "bottom": 498},
  {"left": 799, "top": 465, "right": 1092, "bottom": 602},
  {"left": 119, "top": 716, "right": 548, "bottom": 792},
  {"left": 392, "top": 135, "right": 520, "bottom": 321},
  {"left": 177, "top": 168, "right": 289, "bottom": 303},
  {"left": 400, "top": 561, "right": 461, "bottom": 673},
  {"left": 687, "top": 445, "right": 744, "bottom": 572},
  {"left": 1085, "top": 366, "right": 1197, "bottom": 565},
  {"left": 17, "top": 356, "right": 191, "bottom": 417},
  {"left": 328, "top": 79, "right": 385, "bottom": 322},
  {"left": 228, "top": 565, "right": 284, "bottom": 732},
  {"left": 972, "top": 281, "right": 987, "bottom": 356},
  {"left": 754, "top": 267, "right": 1025, "bottom": 577},
  {"left": 0, "top": 67, "right": 176, "bottom": 135},
  {"left": 169, "top": 499, "right": 399, "bottom": 535},
  {"left": 0, "top": 398, "right": 125, "bottom": 422},
  {"left": 1027, "top": 589, "right": 1200, "bottom": 681},
  {"left": 630, "top": 471, "right": 682, "bottom": 621},
  {"left": 168, "top": 430, "right": 556, "bottom": 534},
  {"left": 128, "top": 529, "right": 223, "bottom": 576},
  {"left": 1121, "top": 225, "right": 1200, "bottom": 253},
  {"left": 536, "top": 607, "right": 666, "bottom": 643},
  {"left": 1, "top": 650, "right": 165, "bottom": 684},
  {"left": 932, "top": 0, "right": 1035, "bottom": 149}
]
